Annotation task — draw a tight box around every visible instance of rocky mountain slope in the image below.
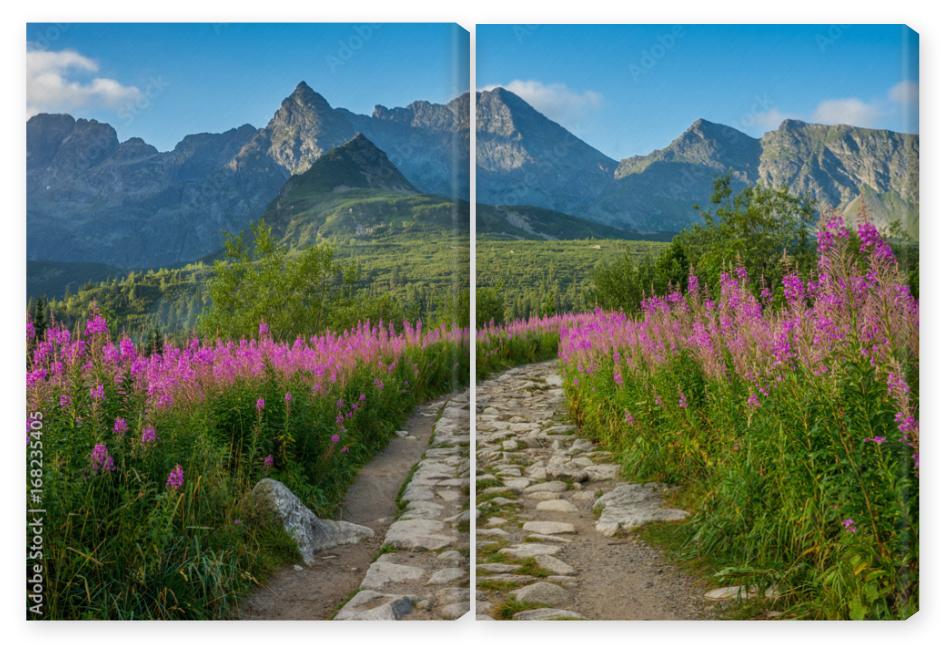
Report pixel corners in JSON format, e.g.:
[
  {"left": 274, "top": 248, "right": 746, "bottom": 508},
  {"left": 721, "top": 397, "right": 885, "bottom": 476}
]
[
  {"left": 28, "top": 82, "right": 468, "bottom": 268},
  {"left": 254, "top": 134, "right": 467, "bottom": 247},
  {"left": 475, "top": 91, "right": 919, "bottom": 236}
]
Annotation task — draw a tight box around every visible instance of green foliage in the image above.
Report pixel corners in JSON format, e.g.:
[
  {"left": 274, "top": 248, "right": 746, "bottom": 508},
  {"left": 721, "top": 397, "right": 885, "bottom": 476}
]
[
  {"left": 31, "top": 337, "right": 468, "bottom": 619},
  {"left": 199, "top": 221, "right": 352, "bottom": 341},
  {"left": 476, "top": 329, "right": 560, "bottom": 380},
  {"left": 478, "top": 239, "right": 666, "bottom": 322},
  {"left": 44, "top": 232, "right": 469, "bottom": 342},
  {"left": 593, "top": 178, "right": 817, "bottom": 313},
  {"left": 475, "top": 288, "right": 505, "bottom": 327},
  {"left": 567, "top": 355, "right": 917, "bottom": 619}
]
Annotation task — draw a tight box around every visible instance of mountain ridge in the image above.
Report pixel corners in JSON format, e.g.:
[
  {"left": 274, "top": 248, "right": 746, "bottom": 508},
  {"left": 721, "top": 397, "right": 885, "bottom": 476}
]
[
  {"left": 27, "top": 82, "right": 470, "bottom": 268},
  {"left": 476, "top": 93, "right": 919, "bottom": 236}
]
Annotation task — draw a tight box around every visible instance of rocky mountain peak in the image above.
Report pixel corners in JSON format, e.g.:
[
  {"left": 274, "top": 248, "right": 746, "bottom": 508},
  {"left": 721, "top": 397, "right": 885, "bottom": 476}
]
[
  {"left": 287, "top": 80, "right": 333, "bottom": 113},
  {"left": 287, "top": 133, "right": 416, "bottom": 194}
]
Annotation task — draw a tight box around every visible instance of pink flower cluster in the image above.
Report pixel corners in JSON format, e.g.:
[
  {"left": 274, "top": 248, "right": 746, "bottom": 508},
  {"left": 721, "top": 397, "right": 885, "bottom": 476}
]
[
  {"left": 28, "top": 319, "right": 468, "bottom": 415},
  {"left": 559, "top": 218, "right": 919, "bottom": 458},
  {"left": 477, "top": 312, "right": 604, "bottom": 343}
]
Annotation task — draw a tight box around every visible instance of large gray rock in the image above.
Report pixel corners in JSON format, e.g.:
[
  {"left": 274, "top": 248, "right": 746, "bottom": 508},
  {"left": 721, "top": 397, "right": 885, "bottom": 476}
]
[
  {"left": 593, "top": 483, "right": 689, "bottom": 536},
  {"left": 251, "top": 478, "right": 373, "bottom": 564}
]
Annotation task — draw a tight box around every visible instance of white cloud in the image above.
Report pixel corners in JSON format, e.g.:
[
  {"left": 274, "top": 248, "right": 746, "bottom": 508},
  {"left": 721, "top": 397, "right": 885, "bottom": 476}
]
[
  {"left": 483, "top": 79, "right": 603, "bottom": 129},
  {"left": 743, "top": 108, "right": 798, "bottom": 132},
  {"left": 888, "top": 80, "right": 919, "bottom": 106},
  {"left": 27, "top": 47, "right": 142, "bottom": 117},
  {"left": 811, "top": 98, "right": 881, "bottom": 128},
  {"left": 751, "top": 80, "right": 919, "bottom": 132}
]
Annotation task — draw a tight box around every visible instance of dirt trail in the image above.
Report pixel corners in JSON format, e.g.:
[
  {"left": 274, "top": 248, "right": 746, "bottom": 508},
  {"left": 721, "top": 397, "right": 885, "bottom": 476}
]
[
  {"left": 241, "top": 389, "right": 469, "bottom": 620},
  {"left": 475, "top": 361, "right": 711, "bottom": 620}
]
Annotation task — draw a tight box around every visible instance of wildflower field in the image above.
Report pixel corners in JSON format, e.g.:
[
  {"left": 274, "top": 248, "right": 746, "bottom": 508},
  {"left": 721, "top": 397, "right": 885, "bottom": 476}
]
[
  {"left": 26, "top": 318, "right": 467, "bottom": 619},
  {"left": 481, "top": 219, "right": 919, "bottom": 619}
]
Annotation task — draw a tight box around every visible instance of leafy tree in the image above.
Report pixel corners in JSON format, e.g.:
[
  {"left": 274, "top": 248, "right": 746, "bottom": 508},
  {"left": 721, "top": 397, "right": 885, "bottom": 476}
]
[
  {"left": 199, "top": 221, "right": 351, "bottom": 340},
  {"left": 593, "top": 177, "right": 817, "bottom": 313},
  {"left": 475, "top": 287, "right": 505, "bottom": 327}
]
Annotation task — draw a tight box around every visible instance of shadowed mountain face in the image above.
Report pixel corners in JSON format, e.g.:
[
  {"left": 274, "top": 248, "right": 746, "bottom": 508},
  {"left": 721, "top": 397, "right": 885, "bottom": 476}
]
[
  {"left": 476, "top": 87, "right": 617, "bottom": 214},
  {"left": 253, "top": 134, "right": 469, "bottom": 247},
  {"left": 476, "top": 93, "right": 919, "bottom": 236},
  {"left": 27, "top": 82, "right": 468, "bottom": 268}
]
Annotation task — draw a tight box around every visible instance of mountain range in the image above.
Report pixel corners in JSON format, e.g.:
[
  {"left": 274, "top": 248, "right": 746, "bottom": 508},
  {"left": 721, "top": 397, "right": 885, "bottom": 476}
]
[
  {"left": 27, "top": 82, "right": 919, "bottom": 272},
  {"left": 28, "top": 81, "right": 468, "bottom": 268},
  {"left": 475, "top": 87, "right": 919, "bottom": 236}
]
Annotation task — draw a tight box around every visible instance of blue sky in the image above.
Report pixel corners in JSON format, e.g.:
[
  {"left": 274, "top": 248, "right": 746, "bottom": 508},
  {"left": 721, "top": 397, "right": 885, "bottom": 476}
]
[
  {"left": 477, "top": 24, "right": 919, "bottom": 159},
  {"left": 26, "top": 23, "right": 469, "bottom": 151}
]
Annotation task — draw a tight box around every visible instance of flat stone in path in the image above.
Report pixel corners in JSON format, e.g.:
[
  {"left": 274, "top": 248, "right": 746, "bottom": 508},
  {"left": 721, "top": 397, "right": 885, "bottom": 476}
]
[
  {"left": 427, "top": 567, "right": 467, "bottom": 585},
  {"left": 525, "top": 481, "right": 569, "bottom": 494},
  {"left": 513, "top": 608, "right": 585, "bottom": 621},
  {"left": 478, "top": 563, "right": 519, "bottom": 574},
  {"left": 500, "top": 543, "right": 563, "bottom": 559},
  {"left": 384, "top": 518, "right": 454, "bottom": 551},
  {"left": 335, "top": 590, "right": 416, "bottom": 620},
  {"left": 360, "top": 561, "right": 425, "bottom": 589},
  {"left": 594, "top": 483, "right": 689, "bottom": 537},
  {"left": 534, "top": 554, "right": 576, "bottom": 576},
  {"left": 512, "top": 582, "right": 571, "bottom": 606},
  {"left": 523, "top": 520, "right": 576, "bottom": 535},
  {"left": 536, "top": 499, "right": 578, "bottom": 513}
]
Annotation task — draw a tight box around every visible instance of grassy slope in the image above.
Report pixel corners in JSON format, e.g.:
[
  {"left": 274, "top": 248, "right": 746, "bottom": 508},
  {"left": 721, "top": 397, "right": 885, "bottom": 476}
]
[{"left": 477, "top": 238, "right": 667, "bottom": 316}]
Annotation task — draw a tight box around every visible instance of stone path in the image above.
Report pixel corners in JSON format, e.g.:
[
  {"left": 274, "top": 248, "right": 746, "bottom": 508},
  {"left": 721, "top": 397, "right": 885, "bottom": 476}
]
[
  {"left": 475, "top": 362, "right": 711, "bottom": 620},
  {"left": 241, "top": 389, "right": 469, "bottom": 620},
  {"left": 334, "top": 390, "right": 470, "bottom": 620}
]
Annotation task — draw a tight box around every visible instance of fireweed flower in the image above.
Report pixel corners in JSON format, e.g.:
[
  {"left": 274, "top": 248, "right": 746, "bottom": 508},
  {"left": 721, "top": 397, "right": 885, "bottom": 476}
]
[
  {"left": 166, "top": 464, "right": 184, "bottom": 490},
  {"left": 59, "top": 394, "right": 72, "bottom": 408},
  {"left": 864, "top": 436, "right": 887, "bottom": 445},
  {"left": 258, "top": 321, "right": 269, "bottom": 337},
  {"left": 263, "top": 455, "right": 274, "bottom": 469},
  {"left": 90, "top": 443, "right": 115, "bottom": 473},
  {"left": 284, "top": 391, "right": 293, "bottom": 404},
  {"left": 141, "top": 426, "right": 157, "bottom": 444},
  {"left": 256, "top": 398, "right": 266, "bottom": 413},
  {"left": 85, "top": 314, "right": 109, "bottom": 337},
  {"left": 678, "top": 392, "right": 688, "bottom": 409},
  {"left": 782, "top": 274, "right": 806, "bottom": 303},
  {"left": 113, "top": 417, "right": 128, "bottom": 435},
  {"left": 330, "top": 434, "right": 341, "bottom": 444},
  {"left": 687, "top": 274, "right": 700, "bottom": 295},
  {"left": 842, "top": 518, "right": 857, "bottom": 534},
  {"left": 374, "top": 378, "right": 385, "bottom": 391},
  {"left": 747, "top": 392, "right": 761, "bottom": 408},
  {"left": 90, "top": 383, "right": 105, "bottom": 402},
  {"left": 887, "top": 372, "right": 910, "bottom": 398},
  {"left": 341, "top": 445, "right": 350, "bottom": 454},
  {"left": 624, "top": 410, "right": 635, "bottom": 426}
]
